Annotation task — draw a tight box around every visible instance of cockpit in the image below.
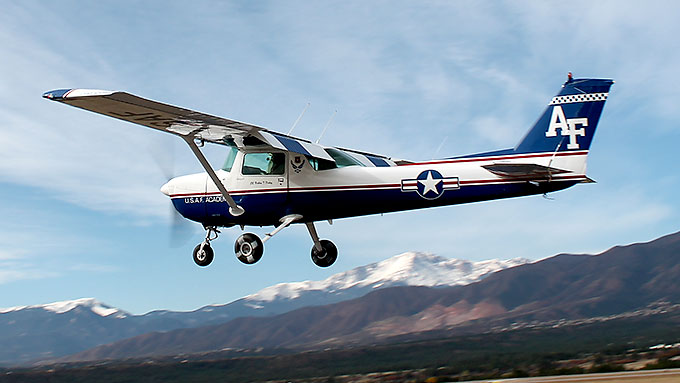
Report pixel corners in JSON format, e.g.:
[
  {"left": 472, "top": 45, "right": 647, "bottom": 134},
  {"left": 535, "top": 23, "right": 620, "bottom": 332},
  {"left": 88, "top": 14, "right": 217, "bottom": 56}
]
[{"left": 221, "top": 145, "right": 366, "bottom": 173}]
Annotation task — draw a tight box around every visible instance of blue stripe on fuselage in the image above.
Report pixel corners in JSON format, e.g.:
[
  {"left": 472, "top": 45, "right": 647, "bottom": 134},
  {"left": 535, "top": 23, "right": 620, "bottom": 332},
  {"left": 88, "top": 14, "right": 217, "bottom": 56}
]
[{"left": 172, "top": 180, "right": 578, "bottom": 227}]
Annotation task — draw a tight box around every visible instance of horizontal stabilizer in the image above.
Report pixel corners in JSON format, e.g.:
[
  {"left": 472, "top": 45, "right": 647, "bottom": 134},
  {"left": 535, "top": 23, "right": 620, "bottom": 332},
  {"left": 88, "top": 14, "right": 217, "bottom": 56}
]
[{"left": 482, "top": 163, "right": 568, "bottom": 178}]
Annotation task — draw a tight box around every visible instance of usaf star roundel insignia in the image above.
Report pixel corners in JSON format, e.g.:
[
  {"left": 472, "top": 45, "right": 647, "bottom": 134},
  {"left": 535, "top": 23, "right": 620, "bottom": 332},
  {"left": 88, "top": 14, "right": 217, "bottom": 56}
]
[
  {"left": 416, "top": 170, "right": 444, "bottom": 199},
  {"left": 401, "top": 170, "right": 460, "bottom": 200}
]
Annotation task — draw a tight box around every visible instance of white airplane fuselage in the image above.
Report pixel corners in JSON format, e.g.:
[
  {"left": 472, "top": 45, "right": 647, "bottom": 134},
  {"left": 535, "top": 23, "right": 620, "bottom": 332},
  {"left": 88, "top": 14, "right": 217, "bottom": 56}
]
[{"left": 161, "top": 148, "right": 589, "bottom": 227}]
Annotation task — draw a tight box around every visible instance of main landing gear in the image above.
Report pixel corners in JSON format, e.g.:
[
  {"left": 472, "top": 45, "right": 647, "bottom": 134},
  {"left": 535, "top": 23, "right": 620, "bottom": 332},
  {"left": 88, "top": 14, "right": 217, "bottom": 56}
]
[
  {"left": 306, "top": 222, "right": 337, "bottom": 267},
  {"left": 234, "top": 233, "right": 264, "bottom": 265},
  {"left": 192, "top": 217, "right": 337, "bottom": 268}
]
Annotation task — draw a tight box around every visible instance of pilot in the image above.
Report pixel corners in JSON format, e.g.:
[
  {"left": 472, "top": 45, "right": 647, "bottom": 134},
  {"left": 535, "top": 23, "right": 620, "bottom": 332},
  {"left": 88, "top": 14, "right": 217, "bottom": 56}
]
[{"left": 269, "top": 153, "right": 285, "bottom": 174}]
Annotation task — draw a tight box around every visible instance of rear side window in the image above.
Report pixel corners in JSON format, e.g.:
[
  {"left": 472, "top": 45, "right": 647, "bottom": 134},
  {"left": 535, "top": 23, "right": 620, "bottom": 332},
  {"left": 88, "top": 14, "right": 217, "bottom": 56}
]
[
  {"left": 307, "top": 149, "right": 366, "bottom": 171},
  {"left": 308, "top": 157, "right": 336, "bottom": 171},
  {"left": 325, "top": 148, "right": 364, "bottom": 168},
  {"left": 242, "top": 152, "right": 285, "bottom": 175}
]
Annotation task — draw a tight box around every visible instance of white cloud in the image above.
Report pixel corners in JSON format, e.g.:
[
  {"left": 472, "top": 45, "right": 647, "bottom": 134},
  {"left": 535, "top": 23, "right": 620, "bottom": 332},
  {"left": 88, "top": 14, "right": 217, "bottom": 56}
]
[
  {"left": 0, "top": 250, "right": 22, "bottom": 261},
  {"left": 0, "top": 251, "right": 117, "bottom": 285},
  {"left": 0, "top": 268, "right": 59, "bottom": 285},
  {"left": 66, "top": 264, "right": 121, "bottom": 273},
  {"left": 0, "top": 1, "right": 678, "bottom": 272},
  {"left": 0, "top": 214, "right": 120, "bottom": 285},
  {"left": 0, "top": 7, "right": 190, "bottom": 221},
  {"left": 3, "top": 1, "right": 673, "bottom": 219}
]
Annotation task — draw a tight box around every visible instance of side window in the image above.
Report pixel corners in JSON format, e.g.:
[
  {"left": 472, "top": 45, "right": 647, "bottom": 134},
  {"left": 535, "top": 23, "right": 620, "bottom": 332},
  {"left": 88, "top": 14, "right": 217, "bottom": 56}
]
[
  {"left": 307, "top": 156, "right": 337, "bottom": 171},
  {"left": 325, "top": 148, "right": 365, "bottom": 168},
  {"left": 242, "top": 152, "right": 285, "bottom": 175},
  {"left": 221, "top": 146, "right": 239, "bottom": 172},
  {"left": 307, "top": 149, "right": 365, "bottom": 171}
]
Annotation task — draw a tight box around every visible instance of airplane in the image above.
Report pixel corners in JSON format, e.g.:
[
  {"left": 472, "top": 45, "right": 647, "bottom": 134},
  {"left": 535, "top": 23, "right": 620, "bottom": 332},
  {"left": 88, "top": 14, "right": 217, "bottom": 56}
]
[{"left": 43, "top": 75, "right": 613, "bottom": 268}]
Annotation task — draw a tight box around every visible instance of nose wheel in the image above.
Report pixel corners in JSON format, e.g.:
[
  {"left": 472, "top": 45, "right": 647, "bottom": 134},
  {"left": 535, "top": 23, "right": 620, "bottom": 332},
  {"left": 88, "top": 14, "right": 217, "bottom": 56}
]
[
  {"left": 193, "top": 226, "right": 219, "bottom": 267},
  {"left": 193, "top": 243, "right": 214, "bottom": 267}
]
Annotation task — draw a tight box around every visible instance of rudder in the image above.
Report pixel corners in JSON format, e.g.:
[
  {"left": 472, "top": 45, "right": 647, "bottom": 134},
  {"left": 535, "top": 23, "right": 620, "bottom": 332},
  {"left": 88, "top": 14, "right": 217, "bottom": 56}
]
[{"left": 514, "top": 78, "right": 614, "bottom": 154}]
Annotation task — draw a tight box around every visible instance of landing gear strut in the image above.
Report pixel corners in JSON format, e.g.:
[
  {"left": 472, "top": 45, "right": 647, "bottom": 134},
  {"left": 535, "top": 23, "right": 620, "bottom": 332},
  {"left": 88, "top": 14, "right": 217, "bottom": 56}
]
[
  {"left": 306, "top": 222, "right": 337, "bottom": 267},
  {"left": 193, "top": 226, "right": 219, "bottom": 267},
  {"left": 233, "top": 214, "right": 302, "bottom": 265},
  {"left": 192, "top": 218, "right": 338, "bottom": 268}
]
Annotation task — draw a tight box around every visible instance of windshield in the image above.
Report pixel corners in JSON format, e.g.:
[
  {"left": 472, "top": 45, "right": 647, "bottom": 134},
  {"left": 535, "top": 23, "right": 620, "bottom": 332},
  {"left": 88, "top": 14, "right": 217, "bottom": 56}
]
[{"left": 221, "top": 146, "right": 239, "bottom": 172}]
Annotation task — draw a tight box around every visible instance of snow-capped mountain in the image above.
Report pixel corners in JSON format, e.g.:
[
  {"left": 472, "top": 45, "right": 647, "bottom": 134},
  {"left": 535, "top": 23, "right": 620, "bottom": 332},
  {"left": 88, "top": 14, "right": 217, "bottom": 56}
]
[
  {"left": 0, "top": 297, "right": 139, "bottom": 366},
  {"left": 134, "top": 253, "right": 529, "bottom": 330},
  {"left": 245, "top": 252, "right": 529, "bottom": 302},
  {"left": 0, "top": 253, "right": 528, "bottom": 365},
  {"left": 0, "top": 297, "right": 128, "bottom": 318},
  {"left": 61, "top": 230, "right": 680, "bottom": 363}
]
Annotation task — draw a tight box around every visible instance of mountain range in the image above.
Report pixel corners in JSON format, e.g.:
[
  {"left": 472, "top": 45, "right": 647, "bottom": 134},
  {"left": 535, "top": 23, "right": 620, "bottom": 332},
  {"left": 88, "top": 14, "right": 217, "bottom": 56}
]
[
  {"left": 0, "top": 252, "right": 527, "bottom": 365},
  {"left": 60, "top": 230, "right": 680, "bottom": 363}
]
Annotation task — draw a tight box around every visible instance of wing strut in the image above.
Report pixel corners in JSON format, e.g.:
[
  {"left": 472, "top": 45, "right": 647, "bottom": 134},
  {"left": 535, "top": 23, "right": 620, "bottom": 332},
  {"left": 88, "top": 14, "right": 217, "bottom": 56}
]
[{"left": 182, "top": 135, "right": 245, "bottom": 217}]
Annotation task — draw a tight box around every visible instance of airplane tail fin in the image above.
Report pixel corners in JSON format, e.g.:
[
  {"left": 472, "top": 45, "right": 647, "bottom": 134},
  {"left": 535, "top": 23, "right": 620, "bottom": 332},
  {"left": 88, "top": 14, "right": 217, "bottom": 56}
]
[{"left": 514, "top": 77, "right": 614, "bottom": 154}]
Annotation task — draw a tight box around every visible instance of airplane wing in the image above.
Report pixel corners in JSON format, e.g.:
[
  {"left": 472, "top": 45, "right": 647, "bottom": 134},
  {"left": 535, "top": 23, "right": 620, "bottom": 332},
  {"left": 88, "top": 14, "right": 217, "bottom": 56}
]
[{"left": 42, "top": 89, "right": 334, "bottom": 162}]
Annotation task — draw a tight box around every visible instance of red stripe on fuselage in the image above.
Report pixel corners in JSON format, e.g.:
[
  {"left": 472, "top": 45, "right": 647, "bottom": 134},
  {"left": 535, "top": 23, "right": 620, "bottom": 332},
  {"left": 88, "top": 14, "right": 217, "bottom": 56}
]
[
  {"left": 168, "top": 151, "right": 588, "bottom": 198},
  {"left": 168, "top": 175, "right": 586, "bottom": 199}
]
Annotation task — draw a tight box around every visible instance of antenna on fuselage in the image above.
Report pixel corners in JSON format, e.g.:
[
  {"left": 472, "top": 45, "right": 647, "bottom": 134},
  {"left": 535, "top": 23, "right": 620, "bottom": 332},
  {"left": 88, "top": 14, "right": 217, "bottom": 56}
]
[
  {"left": 432, "top": 136, "right": 449, "bottom": 159},
  {"left": 316, "top": 110, "right": 337, "bottom": 144},
  {"left": 287, "top": 102, "right": 310, "bottom": 136}
]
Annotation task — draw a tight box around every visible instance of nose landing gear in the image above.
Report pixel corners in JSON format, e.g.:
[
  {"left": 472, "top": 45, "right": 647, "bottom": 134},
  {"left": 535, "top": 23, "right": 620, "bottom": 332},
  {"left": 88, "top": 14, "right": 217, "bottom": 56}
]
[
  {"left": 193, "top": 244, "right": 214, "bottom": 266},
  {"left": 193, "top": 226, "right": 219, "bottom": 266}
]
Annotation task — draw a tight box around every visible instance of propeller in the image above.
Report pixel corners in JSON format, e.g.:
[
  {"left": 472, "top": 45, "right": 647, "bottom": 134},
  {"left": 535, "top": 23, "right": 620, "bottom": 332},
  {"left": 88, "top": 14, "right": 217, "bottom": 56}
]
[
  {"left": 168, "top": 200, "right": 197, "bottom": 248},
  {"left": 148, "top": 140, "right": 198, "bottom": 247}
]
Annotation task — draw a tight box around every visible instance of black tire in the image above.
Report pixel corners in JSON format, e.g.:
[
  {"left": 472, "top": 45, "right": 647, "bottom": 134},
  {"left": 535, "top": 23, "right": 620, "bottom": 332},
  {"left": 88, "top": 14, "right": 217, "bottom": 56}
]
[
  {"left": 193, "top": 243, "right": 214, "bottom": 267},
  {"left": 311, "top": 239, "right": 337, "bottom": 267},
  {"left": 235, "top": 233, "right": 264, "bottom": 265}
]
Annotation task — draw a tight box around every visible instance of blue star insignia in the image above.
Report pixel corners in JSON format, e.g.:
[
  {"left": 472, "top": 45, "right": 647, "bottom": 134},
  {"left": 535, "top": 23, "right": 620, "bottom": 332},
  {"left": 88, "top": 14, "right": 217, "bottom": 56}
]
[{"left": 417, "top": 170, "right": 444, "bottom": 199}]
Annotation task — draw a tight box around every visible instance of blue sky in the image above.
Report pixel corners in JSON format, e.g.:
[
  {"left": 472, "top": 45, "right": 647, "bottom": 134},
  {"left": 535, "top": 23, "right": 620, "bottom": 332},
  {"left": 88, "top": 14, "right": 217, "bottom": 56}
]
[{"left": 1, "top": 1, "right": 678, "bottom": 314}]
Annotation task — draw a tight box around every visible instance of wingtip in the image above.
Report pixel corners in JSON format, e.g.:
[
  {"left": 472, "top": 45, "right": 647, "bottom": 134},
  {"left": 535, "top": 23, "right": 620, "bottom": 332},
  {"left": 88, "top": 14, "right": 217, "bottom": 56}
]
[
  {"left": 42, "top": 89, "right": 72, "bottom": 100},
  {"left": 42, "top": 88, "right": 115, "bottom": 101}
]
